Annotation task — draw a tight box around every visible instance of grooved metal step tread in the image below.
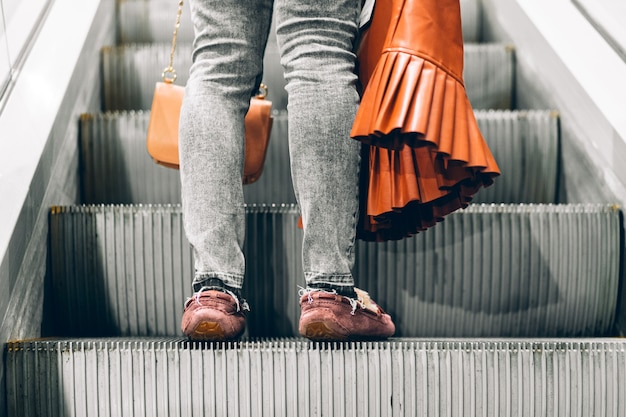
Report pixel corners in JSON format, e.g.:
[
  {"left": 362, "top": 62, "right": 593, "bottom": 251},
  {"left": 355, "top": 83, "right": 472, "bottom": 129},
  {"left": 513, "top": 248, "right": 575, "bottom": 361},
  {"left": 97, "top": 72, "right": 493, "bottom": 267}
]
[
  {"left": 7, "top": 337, "right": 626, "bottom": 417},
  {"left": 79, "top": 110, "right": 295, "bottom": 205},
  {"left": 101, "top": 42, "right": 514, "bottom": 111},
  {"left": 47, "top": 203, "right": 621, "bottom": 339},
  {"left": 116, "top": 0, "right": 484, "bottom": 43},
  {"left": 80, "top": 109, "right": 556, "bottom": 205}
]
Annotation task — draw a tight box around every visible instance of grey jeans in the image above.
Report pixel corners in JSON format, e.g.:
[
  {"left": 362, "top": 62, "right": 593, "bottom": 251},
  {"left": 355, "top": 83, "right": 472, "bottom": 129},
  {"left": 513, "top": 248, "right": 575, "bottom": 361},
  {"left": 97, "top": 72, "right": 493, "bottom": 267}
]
[{"left": 179, "top": 0, "right": 362, "bottom": 291}]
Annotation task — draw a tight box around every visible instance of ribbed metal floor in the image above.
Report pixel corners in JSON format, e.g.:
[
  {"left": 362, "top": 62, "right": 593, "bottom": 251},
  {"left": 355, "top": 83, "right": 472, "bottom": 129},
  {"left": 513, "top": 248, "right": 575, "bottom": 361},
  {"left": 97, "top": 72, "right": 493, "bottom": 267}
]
[
  {"left": 115, "top": 0, "right": 484, "bottom": 43},
  {"left": 471, "top": 110, "right": 559, "bottom": 203},
  {"left": 79, "top": 109, "right": 556, "bottom": 205},
  {"left": 6, "top": 338, "right": 626, "bottom": 417},
  {"left": 113, "top": 0, "right": 485, "bottom": 113},
  {"left": 79, "top": 111, "right": 181, "bottom": 204},
  {"left": 48, "top": 204, "right": 621, "bottom": 338},
  {"left": 100, "top": 42, "right": 514, "bottom": 112},
  {"left": 79, "top": 110, "right": 295, "bottom": 205}
]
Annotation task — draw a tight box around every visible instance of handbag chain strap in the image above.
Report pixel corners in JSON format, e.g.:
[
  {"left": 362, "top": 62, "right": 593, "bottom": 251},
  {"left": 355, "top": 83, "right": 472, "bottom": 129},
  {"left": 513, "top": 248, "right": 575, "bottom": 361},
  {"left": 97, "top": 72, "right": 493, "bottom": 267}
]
[
  {"left": 162, "top": 0, "right": 184, "bottom": 83},
  {"left": 160, "top": 0, "right": 268, "bottom": 99}
]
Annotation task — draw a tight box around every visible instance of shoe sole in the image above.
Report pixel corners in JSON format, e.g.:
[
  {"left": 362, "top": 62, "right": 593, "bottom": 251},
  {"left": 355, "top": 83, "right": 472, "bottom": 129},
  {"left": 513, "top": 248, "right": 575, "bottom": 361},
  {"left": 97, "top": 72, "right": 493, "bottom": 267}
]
[
  {"left": 187, "top": 321, "right": 227, "bottom": 341},
  {"left": 301, "top": 321, "right": 348, "bottom": 341},
  {"left": 302, "top": 321, "right": 394, "bottom": 342}
]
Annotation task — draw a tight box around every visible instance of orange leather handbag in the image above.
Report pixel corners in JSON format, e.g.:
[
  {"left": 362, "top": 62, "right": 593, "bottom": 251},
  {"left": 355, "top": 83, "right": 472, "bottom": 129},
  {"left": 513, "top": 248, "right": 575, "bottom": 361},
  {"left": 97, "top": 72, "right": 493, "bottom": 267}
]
[
  {"left": 146, "top": 0, "right": 273, "bottom": 185},
  {"left": 353, "top": 0, "right": 500, "bottom": 241},
  {"left": 147, "top": 80, "right": 273, "bottom": 184}
]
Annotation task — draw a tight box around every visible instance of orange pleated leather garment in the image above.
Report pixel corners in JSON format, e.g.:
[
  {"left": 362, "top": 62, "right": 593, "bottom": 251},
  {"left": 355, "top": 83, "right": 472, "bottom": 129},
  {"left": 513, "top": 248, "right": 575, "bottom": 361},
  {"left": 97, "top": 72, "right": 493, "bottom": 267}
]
[{"left": 353, "top": 0, "right": 500, "bottom": 241}]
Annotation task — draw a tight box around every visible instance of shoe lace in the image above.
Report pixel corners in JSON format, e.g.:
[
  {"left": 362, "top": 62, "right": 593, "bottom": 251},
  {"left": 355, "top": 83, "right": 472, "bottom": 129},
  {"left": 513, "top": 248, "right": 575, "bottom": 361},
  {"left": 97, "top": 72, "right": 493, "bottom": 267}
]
[
  {"left": 191, "top": 286, "right": 250, "bottom": 312},
  {"left": 347, "top": 297, "right": 360, "bottom": 315},
  {"left": 298, "top": 286, "right": 362, "bottom": 315}
]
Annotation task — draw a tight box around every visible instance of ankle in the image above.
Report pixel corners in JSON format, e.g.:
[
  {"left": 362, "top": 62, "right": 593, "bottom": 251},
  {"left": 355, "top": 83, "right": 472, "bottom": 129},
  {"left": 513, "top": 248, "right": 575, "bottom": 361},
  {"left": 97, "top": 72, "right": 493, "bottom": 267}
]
[
  {"left": 307, "top": 283, "right": 357, "bottom": 299},
  {"left": 193, "top": 277, "right": 242, "bottom": 299}
]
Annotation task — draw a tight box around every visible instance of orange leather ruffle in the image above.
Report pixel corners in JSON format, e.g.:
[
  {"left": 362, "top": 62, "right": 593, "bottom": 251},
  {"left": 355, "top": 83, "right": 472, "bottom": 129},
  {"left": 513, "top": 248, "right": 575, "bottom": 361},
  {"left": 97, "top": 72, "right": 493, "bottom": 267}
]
[
  {"left": 357, "top": 143, "right": 496, "bottom": 241},
  {"left": 353, "top": 50, "right": 488, "bottom": 152},
  {"left": 353, "top": 0, "right": 500, "bottom": 241}
]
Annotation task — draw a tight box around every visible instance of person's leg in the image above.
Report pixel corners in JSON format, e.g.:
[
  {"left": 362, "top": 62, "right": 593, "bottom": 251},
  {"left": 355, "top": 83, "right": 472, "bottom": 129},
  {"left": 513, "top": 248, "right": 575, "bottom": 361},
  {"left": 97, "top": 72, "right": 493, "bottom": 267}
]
[
  {"left": 274, "top": 0, "right": 361, "bottom": 295},
  {"left": 179, "top": 0, "right": 273, "bottom": 340},
  {"left": 273, "top": 0, "right": 395, "bottom": 340}
]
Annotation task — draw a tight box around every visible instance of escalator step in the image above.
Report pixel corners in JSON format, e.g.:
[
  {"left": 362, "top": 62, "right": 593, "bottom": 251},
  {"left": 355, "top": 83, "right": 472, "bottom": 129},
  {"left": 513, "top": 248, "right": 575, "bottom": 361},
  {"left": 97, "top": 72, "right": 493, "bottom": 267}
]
[
  {"left": 47, "top": 203, "right": 621, "bottom": 338},
  {"left": 115, "top": 0, "right": 484, "bottom": 43},
  {"left": 7, "top": 337, "right": 626, "bottom": 417},
  {"left": 100, "top": 42, "right": 514, "bottom": 111},
  {"left": 472, "top": 109, "right": 559, "bottom": 203},
  {"left": 79, "top": 109, "right": 555, "bottom": 205},
  {"left": 116, "top": 0, "right": 195, "bottom": 44},
  {"left": 79, "top": 110, "right": 295, "bottom": 205},
  {"left": 464, "top": 43, "right": 516, "bottom": 109}
]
